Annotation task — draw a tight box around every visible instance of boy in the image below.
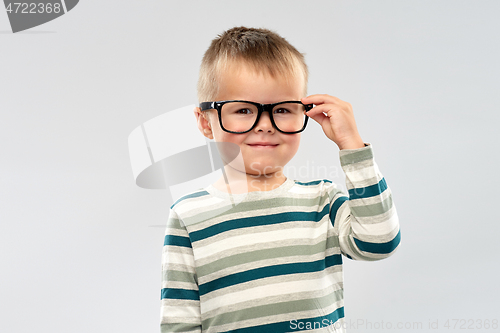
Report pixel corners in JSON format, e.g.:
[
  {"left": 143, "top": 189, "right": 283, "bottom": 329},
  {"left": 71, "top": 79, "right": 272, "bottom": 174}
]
[{"left": 160, "top": 27, "right": 400, "bottom": 332}]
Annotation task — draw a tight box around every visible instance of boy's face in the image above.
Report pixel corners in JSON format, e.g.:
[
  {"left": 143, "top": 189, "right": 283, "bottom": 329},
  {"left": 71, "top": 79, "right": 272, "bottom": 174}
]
[{"left": 196, "top": 62, "right": 305, "bottom": 177}]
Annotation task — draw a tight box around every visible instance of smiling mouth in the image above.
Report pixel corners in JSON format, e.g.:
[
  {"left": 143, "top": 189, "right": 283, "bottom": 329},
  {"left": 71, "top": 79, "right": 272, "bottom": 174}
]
[{"left": 247, "top": 143, "right": 279, "bottom": 148}]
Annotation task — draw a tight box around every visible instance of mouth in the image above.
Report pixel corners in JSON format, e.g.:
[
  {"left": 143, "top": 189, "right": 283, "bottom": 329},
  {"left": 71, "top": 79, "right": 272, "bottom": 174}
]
[{"left": 247, "top": 142, "right": 279, "bottom": 148}]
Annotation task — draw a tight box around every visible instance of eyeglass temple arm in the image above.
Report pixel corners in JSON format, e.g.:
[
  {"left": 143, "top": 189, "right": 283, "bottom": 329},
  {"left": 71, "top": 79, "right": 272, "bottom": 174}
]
[{"left": 199, "top": 102, "right": 215, "bottom": 111}]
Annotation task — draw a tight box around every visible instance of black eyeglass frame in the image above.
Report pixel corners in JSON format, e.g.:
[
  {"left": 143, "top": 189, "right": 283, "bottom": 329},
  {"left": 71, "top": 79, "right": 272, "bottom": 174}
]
[{"left": 199, "top": 100, "right": 313, "bottom": 134}]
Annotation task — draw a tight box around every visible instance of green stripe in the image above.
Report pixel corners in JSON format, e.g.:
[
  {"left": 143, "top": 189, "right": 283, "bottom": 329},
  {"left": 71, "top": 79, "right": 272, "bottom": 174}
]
[
  {"left": 295, "top": 179, "right": 332, "bottom": 186},
  {"left": 171, "top": 190, "right": 210, "bottom": 209},
  {"left": 197, "top": 237, "right": 339, "bottom": 277},
  {"left": 350, "top": 195, "right": 393, "bottom": 217},
  {"left": 190, "top": 205, "right": 330, "bottom": 243},
  {"left": 329, "top": 196, "right": 348, "bottom": 226},
  {"left": 199, "top": 255, "right": 341, "bottom": 296},
  {"left": 325, "top": 235, "right": 340, "bottom": 251},
  {"left": 161, "top": 288, "right": 199, "bottom": 301},
  {"left": 339, "top": 147, "right": 373, "bottom": 166},
  {"left": 163, "top": 269, "right": 197, "bottom": 283},
  {"left": 354, "top": 230, "right": 401, "bottom": 254},
  {"left": 203, "top": 288, "right": 343, "bottom": 327},
  {"left": 348, "top": 178, "right": 387, "bottom": 200},
  {"left": 161, "top": 323, "right": 200, "bottom": 333},
  {"left": 184, "top": 196, "right": 329, "bottom": 226},
  {"left": 166, "top": 217, "right": 184, "bottom": 230},
  {"left": 342, "top": 251, "right": 353, "bottom": 260},
  {"left": 164, "top": 234, "right": 192, "bottom": 248},
  {"left": 218, "top": 307, "right": 344, "bottom": 333},
  {"left": 345, "top": 233, "right": 378, "bottom": 261}
]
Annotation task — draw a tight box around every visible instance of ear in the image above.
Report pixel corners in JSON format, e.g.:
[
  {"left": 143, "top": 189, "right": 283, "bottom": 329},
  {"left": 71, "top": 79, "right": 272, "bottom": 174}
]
[{"left": 194, "top": 107, "right": 214, "bottom": 140}]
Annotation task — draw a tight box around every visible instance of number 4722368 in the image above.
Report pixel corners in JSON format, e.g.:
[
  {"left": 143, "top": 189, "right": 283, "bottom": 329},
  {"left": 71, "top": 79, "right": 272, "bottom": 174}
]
[
  {"left": 444, "top": 319, "right": 498, "bottom": 330},
  {"left": 5, "top": 3, "right": 62, "bottom": 14}
]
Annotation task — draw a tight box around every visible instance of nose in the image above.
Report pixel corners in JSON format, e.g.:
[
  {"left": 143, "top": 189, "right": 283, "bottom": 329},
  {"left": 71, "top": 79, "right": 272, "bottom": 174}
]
[{"left": 254, "top": 111, "right": 275, "bottom": 133}]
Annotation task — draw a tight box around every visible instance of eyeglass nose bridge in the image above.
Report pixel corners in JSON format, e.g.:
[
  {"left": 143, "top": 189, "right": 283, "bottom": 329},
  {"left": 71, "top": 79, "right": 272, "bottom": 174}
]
[
  {"left": 259, "top": 103, "right": 275, "bottom": 113},
  {"left": 253, "top": 104, "right": 275, "bottom": 131}
]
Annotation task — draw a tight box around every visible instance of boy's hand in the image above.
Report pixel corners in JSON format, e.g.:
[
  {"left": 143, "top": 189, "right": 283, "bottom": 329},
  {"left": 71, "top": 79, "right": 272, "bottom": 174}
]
[{"left": 301, "top": 94, "right": 365, "bottom": 150}]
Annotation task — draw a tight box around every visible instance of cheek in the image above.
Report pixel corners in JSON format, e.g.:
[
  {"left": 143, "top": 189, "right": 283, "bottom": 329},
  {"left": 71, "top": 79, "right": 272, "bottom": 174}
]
[
  {"left": 286, "top": 135, "right": 301, "bottom": 152},
  {"left": 212, "top": 131, "right": 247, "bottom": 165},
  {"left": 211, "top": 126, "right": 229, "bottom": 143},
  {"left": 216, "top": 132, "right": 243, "bottom": 146}
]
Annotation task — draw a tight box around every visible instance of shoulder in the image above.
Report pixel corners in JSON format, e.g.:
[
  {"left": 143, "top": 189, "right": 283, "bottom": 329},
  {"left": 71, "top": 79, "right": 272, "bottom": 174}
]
[
  {"left": 290, "top": 179, "right": 338, "bottom": 194},
  {"left": 289, "top": 179, "right": 346, "bottom": 203}
]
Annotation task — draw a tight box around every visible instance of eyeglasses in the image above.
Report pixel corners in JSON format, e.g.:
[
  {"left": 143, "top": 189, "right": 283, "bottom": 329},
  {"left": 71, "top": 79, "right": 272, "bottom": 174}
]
[{"left": 199, "top": 100, "right": 313, "bottom": 134}]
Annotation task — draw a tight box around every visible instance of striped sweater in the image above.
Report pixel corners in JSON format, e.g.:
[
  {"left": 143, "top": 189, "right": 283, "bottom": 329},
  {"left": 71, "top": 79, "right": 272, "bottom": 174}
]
[{"left": 160, "top": 144, "right": 400, "bottom": 332}]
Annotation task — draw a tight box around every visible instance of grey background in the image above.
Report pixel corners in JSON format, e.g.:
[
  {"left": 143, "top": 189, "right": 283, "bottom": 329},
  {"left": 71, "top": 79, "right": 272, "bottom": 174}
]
[{"left": 1, "top": 0, "right": 499, "bottom": 332}]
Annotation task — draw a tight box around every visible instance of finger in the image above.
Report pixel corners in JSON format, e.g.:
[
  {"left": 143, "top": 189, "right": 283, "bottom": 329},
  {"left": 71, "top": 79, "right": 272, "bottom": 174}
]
[
  {"left": 302, "top": 94, "right": 342, "bottom": 106},
  {"left": 305, "top": 103, "right": 344, "bottom": 118},
  {"left": 306, "top": 110, "right": 329, "bottom": 125}
]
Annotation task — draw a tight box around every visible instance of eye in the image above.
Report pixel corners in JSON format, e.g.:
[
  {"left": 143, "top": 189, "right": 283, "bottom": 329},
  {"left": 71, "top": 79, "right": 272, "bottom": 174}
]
[
  {"left": 235, "top": 108, "right": 253, "bottom": 114},
  {"left": 274, "top": 108, "right": 291, "bottom": 114}
]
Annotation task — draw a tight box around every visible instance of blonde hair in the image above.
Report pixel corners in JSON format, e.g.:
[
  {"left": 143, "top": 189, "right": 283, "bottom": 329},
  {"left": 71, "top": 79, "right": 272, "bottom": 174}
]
[{"left": 197, "top": 26, "right": 308, "bottom": 103}]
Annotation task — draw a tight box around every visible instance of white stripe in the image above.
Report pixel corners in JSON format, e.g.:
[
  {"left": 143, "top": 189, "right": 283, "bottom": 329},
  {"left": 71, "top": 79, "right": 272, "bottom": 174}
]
[
  {"left": 160, "top": 305, "right": 200, "bottom": 318},
  {"left": 162, "top": 247, "right": 195, "bottom": 266},
  {"left": 162, "top": 281, "right": 198, "bottom": 290},
  {"left": 192, "top": 223, "right": 329, "bottom": 260},
  {"left": 194, "top": 227, "right": 336, "bottom": 268},
  {"left": 336, "top": 205, "right": 351, "bottom": 236},
  {"left": 175, "top": 195, "right": 225, "bottom": 217},
  {"left": 209, "top": 299, "right": 344, "bottom": 333},
  {"left": 201, "top": 271, "right": 343, "bottom": 313},
  {"left": 289, "top": 185, "right": 323, "bottom": 195},
  {"left": 164, "top": 227, "right": 188, "bottom": 237},
  {"left": 350, "top": 209, "right": 399, "bottom": 236},
  {"left": 344, "top": 163, "right": 381, "bottom": 183},
  {"left": 199, "top": 251, "right": 336, "bottom": 284}
]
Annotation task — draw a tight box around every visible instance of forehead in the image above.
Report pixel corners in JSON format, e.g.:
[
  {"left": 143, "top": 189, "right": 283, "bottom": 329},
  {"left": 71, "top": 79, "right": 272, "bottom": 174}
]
[
  {"left": 219, "top": 59, "right": 304, "bottom": 83},
  {"left": 216, "top": 61, "right": 306, "bottom": 102}
]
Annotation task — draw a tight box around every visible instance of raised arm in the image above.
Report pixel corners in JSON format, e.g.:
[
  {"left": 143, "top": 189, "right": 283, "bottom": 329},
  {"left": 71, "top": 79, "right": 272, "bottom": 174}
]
[
  {"left": 330, "top": 144, "right": 400, "bottom": 260},
  {"left": 301, "top": 94, "right": 400, "bottom": 260}
]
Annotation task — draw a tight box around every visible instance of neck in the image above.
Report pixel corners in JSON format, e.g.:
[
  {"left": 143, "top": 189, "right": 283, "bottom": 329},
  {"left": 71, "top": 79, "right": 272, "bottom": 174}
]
[{"left": 212, "top": 165, "right": 287, "bottom": 194}]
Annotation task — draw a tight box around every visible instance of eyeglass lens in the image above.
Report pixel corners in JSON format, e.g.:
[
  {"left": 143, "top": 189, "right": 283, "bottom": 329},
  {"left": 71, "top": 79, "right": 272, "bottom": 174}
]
[{"left": 220, "top": 102, "right": 306, "bottom": 133}]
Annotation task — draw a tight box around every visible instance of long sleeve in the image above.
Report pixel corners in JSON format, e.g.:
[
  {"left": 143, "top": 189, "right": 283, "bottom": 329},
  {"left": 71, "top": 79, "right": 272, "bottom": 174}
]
[
  {"left": 329, "top": 143, "right": 401, "bottom": 261},
  {"left": 160, "top": 208, "right": 201, "bottom": 332}
]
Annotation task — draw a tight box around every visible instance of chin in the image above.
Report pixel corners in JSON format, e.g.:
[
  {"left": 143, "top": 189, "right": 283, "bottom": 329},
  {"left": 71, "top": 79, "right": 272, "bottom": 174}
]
[{"left": 245, "top": 162, "right": 283, "bottom": 176}]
